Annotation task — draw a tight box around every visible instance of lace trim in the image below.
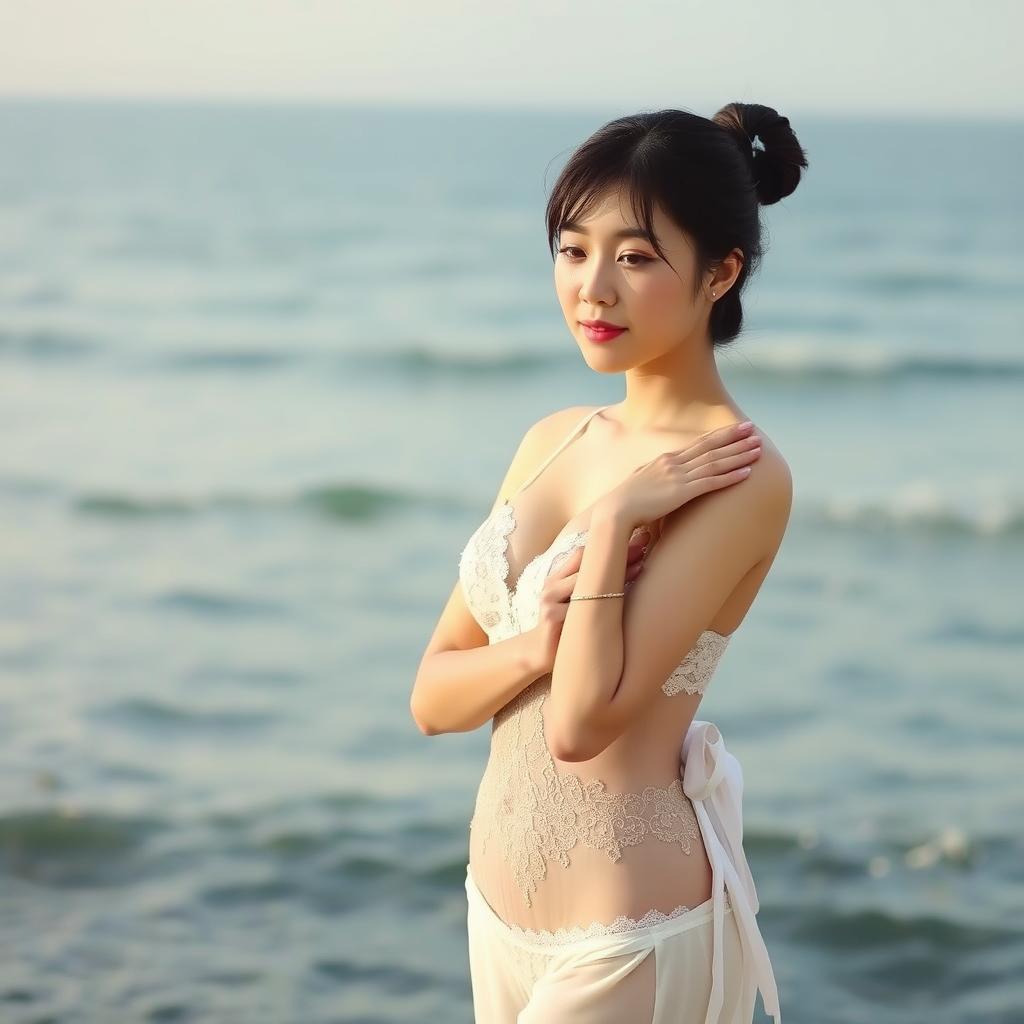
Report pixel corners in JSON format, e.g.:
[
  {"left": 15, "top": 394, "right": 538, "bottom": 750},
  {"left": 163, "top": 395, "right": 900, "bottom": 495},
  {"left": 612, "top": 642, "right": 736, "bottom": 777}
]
[
  {"left": 459, "top": 504, "right": 731, "bottom": 698},
  {"left": 504, "top": 902, "right": 694, "bottom": 948},
  {"left": 458, "top": 501, "right": 517, "bottom": 633},
  {"left": 662, "top": 630, "right": 731, "bottom": 695}
]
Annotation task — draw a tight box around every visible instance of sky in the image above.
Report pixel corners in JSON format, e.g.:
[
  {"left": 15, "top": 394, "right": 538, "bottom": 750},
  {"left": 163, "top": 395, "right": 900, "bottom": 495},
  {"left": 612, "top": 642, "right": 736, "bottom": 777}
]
[{"left": 0, "top": 0, "right": 1020, "bottom": 119}]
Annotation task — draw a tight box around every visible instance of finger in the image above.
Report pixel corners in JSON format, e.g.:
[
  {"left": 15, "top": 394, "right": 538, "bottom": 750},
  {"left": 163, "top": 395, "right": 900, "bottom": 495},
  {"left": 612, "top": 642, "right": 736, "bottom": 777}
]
[
  {"left": 551, "top": 533, "right": 647, "bottom": 573},
  {"left": 681, "top": 432, "right": 761, "bottom": 468},
  {"left": 713, "top": 420, "right": 755, "bottom": 440},
  {"left": 544, "top": 544, "right": 587, "bottom": 585},
  {"left": 547, "top": 571, "right": 579, "bottom": 602},
  {"left": 627, "top": 538, "right": 647, "bottom": 563},
  {"left": 685, "top": 461, "right": 758, "bottom": 498},
  {"left": 688, "top": 445, "right": 761, "bottom": 480},
  {"left": 549, "top": 555, "right": 644, "bottom": 599},
  {"left": 671, "top": 421, "right": 756, "bottom": 459}
]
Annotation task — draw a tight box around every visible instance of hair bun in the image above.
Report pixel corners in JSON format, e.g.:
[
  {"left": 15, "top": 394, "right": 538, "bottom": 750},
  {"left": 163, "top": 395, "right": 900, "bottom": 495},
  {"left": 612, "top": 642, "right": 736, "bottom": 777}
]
[{"left": 712, "top": 102, "right": 809, "bottom": 206}]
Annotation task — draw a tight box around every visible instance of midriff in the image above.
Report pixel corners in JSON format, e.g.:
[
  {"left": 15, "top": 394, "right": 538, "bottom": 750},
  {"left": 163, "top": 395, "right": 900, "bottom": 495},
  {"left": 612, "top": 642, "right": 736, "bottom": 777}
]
[{"left": 467, "top": 673, "right": 714, "bottom": 934}]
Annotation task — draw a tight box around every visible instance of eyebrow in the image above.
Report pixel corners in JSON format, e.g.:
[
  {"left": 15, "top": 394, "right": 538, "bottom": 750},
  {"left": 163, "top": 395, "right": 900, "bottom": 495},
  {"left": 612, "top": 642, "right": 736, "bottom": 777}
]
[{"left": 559, "top": 220, "right": 656, "bottom": 244}]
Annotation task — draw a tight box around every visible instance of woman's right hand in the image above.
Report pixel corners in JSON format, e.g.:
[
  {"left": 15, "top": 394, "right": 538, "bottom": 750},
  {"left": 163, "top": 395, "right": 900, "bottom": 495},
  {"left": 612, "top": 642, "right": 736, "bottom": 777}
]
[{"left": 527, "top": 533, "right": 648, "bottom": 676}]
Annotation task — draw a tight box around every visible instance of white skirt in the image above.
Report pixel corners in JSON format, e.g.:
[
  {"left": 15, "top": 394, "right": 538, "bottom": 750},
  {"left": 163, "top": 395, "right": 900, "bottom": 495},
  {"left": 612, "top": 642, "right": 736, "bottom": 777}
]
[
  {"left": 465, "top": 863, "right": 754, "bottom": 1022},
  {"left": 463, "top": 719, "right": 782, "bottom": 1024}
]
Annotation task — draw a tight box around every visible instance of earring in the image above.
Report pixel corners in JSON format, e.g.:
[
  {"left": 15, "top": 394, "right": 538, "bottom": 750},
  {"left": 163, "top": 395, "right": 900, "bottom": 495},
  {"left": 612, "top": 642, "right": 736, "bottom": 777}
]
[{"left": 711, "top": 289, "right": 717, "bottom": 299}]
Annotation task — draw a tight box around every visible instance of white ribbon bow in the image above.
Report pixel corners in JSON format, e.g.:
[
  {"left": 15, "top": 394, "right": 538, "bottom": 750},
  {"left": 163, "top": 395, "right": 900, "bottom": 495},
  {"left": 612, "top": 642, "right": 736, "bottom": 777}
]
[{"left": 681, "top": 719, "right": 782, "bottom": 1024}]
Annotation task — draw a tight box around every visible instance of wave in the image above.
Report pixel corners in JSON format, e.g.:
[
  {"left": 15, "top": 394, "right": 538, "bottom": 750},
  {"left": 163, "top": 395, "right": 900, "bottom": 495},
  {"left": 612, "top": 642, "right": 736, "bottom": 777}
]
[
  {"left": 355, "top": 344, "right": 1024, "bottom": 382},
  {"left": 159, "top": 348, "right": 302, "bottom": 371},
  {"left": 0, "top": 807, "right": 167, "bottom": 878},
  {"left": 36, "top": 479, "right": 1019, "bottom": 538},
  {"left": 8, "top": 330, "right": 1023, "bottom": 382},
  {"left": 807, "top": 491, "right": 1024, "bottom": 537},
  {"left": 69, "top": 482, "right": 415, "bottom": 521},
  {"left": 0, "top": 326, "right": 97, "bottom": 358},
  {"left": 789, "top": 903, "right": 1009, "bottom": 952},
  {"left": 719, "top": 343, "right": 1024, "bottom": 381},
  {"left": 91, "top": 696, "right": 277, "bottom": 730}
]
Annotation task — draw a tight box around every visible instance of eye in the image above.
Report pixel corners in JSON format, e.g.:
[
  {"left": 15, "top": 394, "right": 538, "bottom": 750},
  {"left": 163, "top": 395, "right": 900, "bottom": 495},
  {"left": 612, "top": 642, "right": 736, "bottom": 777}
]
[{"left": 557, "top": 246, "right": 651, "bottom": 267}]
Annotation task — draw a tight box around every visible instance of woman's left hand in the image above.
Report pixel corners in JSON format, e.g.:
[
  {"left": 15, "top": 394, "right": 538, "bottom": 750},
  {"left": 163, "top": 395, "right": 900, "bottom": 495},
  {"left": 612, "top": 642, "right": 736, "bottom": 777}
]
[{"left": 597, "top": 421, "right": 762, "bottom": 531}]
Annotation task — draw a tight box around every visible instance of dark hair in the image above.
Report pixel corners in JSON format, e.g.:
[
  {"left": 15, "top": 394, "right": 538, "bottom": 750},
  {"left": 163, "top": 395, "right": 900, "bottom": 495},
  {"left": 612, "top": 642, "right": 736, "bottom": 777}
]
[{"left": 544, "top": 102, "right": 809, "bottom": 347}]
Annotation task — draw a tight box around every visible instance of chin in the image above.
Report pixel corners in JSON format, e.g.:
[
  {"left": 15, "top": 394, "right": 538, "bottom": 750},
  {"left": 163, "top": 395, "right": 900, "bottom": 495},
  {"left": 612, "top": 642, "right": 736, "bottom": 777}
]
[{"left": 580, "top": 349, "right": 638, "bottom": 374}]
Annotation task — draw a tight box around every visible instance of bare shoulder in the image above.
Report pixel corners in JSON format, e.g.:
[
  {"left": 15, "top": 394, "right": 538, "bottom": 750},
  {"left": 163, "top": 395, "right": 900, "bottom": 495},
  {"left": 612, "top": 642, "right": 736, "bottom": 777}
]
[
  {"left": 746, "top": 433, "right": 793, "bottom": 557},
  {"left": 742, "top": 429, "right": 792, "bottom": 520},
  {"left": 660, "top": 426, "right": 793, "bottom": 562},
  {"left": 499, "top": 404, "right": 601, "bottom": 499},
  {"left": 530, "top": 404, "right": 602, "bottom": 437}
]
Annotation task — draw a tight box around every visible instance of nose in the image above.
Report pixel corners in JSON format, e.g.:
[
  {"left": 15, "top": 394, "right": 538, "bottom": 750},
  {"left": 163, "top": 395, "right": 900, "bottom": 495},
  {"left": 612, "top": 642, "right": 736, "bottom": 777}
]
[{"left": 577, "top": 263, "right": 617, "bottom": 307}]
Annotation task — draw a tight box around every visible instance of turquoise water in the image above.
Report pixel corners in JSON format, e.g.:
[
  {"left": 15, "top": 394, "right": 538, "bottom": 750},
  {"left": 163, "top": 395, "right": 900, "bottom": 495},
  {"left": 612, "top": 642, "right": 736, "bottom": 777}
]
[{"left": 1, "top": 98, "right": 1021, "bottom": 1023}]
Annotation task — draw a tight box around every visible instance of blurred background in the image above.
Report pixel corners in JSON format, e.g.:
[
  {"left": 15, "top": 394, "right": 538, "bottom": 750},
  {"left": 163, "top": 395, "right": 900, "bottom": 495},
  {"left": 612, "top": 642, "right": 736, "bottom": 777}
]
[{"left": 1, "top": 2, "right": 1021, "bottom": 1022}]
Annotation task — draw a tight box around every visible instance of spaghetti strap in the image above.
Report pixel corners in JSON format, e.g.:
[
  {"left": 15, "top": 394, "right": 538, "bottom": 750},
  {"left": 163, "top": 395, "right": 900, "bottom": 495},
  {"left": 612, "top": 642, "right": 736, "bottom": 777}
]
[{"left": 507, "top": 404, "right": 611, "bottom": 501}]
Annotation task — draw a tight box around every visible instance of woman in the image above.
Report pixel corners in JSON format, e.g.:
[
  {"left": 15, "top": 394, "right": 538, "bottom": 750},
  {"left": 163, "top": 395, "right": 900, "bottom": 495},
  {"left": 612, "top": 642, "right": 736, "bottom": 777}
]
[{"left": 411, "top": 101, "right": 808, "bottom": 1023}]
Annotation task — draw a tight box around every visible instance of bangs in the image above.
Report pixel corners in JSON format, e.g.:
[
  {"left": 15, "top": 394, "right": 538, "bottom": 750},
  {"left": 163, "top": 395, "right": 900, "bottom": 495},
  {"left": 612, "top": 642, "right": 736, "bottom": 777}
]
[{"left": 546, "top": 162, "right": 673, "bottom": 269}]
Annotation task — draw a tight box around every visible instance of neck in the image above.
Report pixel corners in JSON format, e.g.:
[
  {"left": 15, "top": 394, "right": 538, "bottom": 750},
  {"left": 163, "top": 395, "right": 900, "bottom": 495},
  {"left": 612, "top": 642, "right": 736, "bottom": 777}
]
[{"left": 610, "top": 337, "right": 739, "bottom": 435}]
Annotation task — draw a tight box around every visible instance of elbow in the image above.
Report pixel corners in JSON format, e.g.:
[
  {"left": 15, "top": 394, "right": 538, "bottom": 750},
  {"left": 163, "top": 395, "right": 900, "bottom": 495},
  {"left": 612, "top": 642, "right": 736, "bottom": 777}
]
[
  {"left": 415, "top": 718, "right": 439, "bottom": 737},
  {"left": 409, "top": 693, "right": 439, "bottom": 736},
  {"left": 548, "top": 685, "right": 616, "bottom": 761},
  {"left": 548, "top": 670, "right": 620, "bottom": 761},
  {"left": 550, "top": 738, "right": 589, "bottom": 762},
  {"left": 547, "top": 718, "right": 604, "bottom": 763}
]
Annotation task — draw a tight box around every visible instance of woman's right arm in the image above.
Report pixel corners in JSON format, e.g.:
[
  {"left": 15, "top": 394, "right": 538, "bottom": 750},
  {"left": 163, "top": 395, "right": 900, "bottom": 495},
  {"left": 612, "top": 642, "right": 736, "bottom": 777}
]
[
  {"left": 409, "top": 406, "right": 596, "bottom": 736},
  {"left": 410, "top": 596, "right": 546, "bottom": 735}
]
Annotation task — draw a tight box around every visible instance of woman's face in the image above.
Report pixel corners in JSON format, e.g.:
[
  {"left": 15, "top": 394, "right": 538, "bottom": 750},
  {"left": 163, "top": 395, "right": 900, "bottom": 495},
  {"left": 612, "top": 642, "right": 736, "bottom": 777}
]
[{"left": 553, "top": 188, "right": 711, "bottom": 372}]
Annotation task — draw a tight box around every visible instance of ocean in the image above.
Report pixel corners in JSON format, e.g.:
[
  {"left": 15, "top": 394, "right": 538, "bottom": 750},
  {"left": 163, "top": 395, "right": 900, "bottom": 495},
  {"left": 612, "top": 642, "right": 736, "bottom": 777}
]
[{"left": 1, "top": 97, "right": 1021, "bottom": 1023}]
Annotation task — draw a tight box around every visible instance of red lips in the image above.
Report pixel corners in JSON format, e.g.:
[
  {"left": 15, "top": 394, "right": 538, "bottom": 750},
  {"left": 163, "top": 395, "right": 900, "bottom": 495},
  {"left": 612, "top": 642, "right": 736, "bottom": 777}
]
[{"left": 580, "top": 319, "right": 627, "bottom": 343}]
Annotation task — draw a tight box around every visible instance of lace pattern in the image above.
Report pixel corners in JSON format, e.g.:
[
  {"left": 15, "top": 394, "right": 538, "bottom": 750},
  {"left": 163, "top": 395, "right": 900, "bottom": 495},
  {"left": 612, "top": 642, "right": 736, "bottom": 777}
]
[
  {"left": 458, "top": 505, "right": 730, "bottom": 695},
  {"left": 470, "top": 672, "right": 704, "bottom": 907},
  {"left": 498, "top": 889, "right": 734, "bottom": 949},
  {"left": 459, "top": 504, "right": 732, "bottom": 909},
  {"left": 507, "top": 902, "right": 688, "bottom": 948},
  {"left": 662, "top": 630, "right": 731, "bottom": 695},
  {"left": 458, "top": 502, "right": 517, "bottom": 634}
]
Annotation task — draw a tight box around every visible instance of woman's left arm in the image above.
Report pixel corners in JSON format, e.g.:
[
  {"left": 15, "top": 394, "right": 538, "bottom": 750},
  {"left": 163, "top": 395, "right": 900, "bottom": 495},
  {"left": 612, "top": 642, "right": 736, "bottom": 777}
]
[{"left": 547, "top": 451, "right": 792, "bottom": 762}]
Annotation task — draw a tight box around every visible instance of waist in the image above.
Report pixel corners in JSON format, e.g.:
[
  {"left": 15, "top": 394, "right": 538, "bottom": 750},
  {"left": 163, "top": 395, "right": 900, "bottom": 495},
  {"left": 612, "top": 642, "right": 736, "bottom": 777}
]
[
  {"left": 467, "top": 824, "right": 715, "bottom": 934},
  {"left": 465, "top": 862, "right": 729, "bottom": 954},
  {"left": 469, "top": 765, "right": 701, "bottom": 849}
]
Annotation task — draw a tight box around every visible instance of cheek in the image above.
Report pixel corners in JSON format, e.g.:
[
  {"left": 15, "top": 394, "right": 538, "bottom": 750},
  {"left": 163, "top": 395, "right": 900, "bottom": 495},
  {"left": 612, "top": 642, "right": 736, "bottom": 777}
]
[
  {"left": 554, "top": 265, "right": 574, "bottom": 303},
  {"left": 633, "top": 274, "right": 689, "bottom": 327}
]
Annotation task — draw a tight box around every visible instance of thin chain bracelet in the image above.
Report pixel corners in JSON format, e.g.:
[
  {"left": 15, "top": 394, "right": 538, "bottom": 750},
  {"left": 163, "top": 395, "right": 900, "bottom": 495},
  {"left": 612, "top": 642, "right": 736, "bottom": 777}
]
[{"left": 569, "top": 591, "right": 626, "bottom": 601}]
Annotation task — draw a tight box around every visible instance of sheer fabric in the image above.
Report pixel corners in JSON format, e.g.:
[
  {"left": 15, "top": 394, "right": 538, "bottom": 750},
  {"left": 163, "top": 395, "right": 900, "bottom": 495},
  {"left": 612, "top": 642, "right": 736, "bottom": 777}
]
[
  {"left": 457, "top": 406, "right": 781, "bottom": 1023},
  {"left": 462, "top": 506, "right": 730, "bottom": 913},
  {"left": 466, "top": 864, "right": 755, "bottom": 1024}
]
